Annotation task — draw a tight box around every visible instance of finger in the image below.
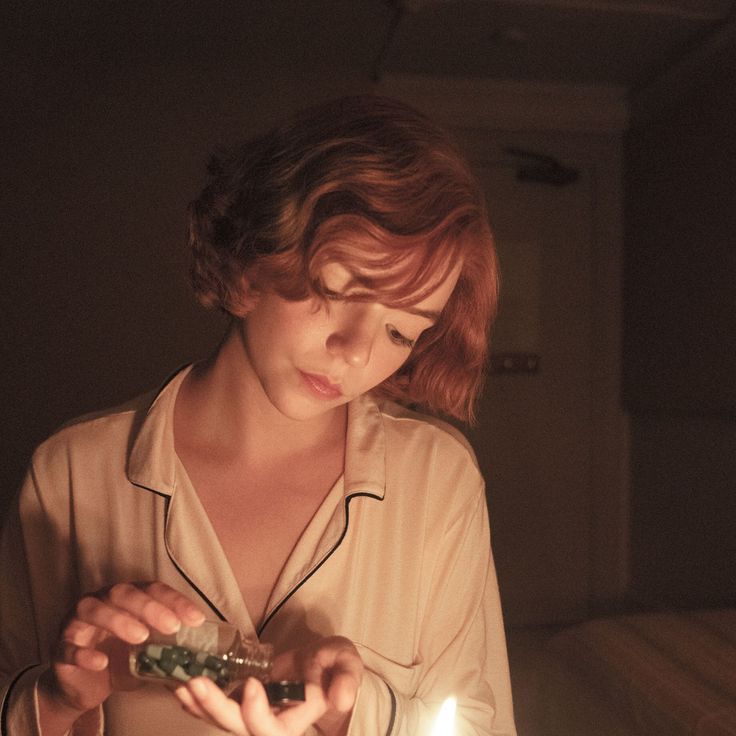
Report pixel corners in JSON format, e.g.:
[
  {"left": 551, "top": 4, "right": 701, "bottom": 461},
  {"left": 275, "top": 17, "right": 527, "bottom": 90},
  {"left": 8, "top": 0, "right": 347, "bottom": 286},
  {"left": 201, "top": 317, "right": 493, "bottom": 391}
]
[
  {"left": 303, "top": 643, "right": 361, "bottom": 689},
  {"left": 186, "top": 677, "right": 247, "bottom": 735},
  {"left": 240, "top": 678, "right": 283, "bottom": 736},
  {"left": 303, "top": 637, "right": 357, "bottom": 675},
  {"left": 325, "top": 669, "right": 360, "bottom": 713},
  {"left": 174, "top": 684, "right": 210, "bottom": 721},
  {"left": 61, "top": 617, "right": 108, "bottom": 650},
  {"left": 241, "top": 678, "right": 326, "bottom": 736},
  {"left": 270, "top": 649, "right": 297, "bottom": 682},
  {"left": 325, "top": 648, "right": 362, "bottom": 712},
  {"left": 136, "top": 582, "right": 206, "bottom": 627},
  {"left": 72, "top": 596, "right": 149, "bottom": 644},
  {"left": 106, "top": 583, "right": 186, "bottom": 635},
  {"left": 56, "top": 641, "right": 108, "bottom": 671},
  {"left": 276, "top": 681, "right": 329, "bottom": 733},
  {"left": 298, "top": 642, "right": 361, "bottom": 716}
]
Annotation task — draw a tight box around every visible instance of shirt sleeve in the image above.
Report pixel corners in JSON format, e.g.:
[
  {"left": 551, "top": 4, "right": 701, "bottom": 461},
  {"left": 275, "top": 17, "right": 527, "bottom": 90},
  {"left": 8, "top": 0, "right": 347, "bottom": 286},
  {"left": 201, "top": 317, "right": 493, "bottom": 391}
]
[
  {"left": 0, "top": 473, "right": 44, "bottom": 736},
  {"left": 0, "top": 458, "right": 102, "bottom": 736},
  {"left": 349, "top": 480, "right": 517, "bottom": 736}
]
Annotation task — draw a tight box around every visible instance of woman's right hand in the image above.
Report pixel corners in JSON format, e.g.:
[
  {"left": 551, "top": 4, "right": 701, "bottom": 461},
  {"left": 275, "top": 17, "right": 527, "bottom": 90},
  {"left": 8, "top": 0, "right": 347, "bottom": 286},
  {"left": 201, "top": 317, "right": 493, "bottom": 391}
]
[{"left": 38, "top": 582, "right": 205, "bottom": 727}]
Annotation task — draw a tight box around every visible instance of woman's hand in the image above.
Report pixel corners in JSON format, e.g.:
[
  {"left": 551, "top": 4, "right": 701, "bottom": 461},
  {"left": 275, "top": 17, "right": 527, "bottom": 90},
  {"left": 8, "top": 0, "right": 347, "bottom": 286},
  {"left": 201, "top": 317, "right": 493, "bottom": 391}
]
[
  {"left": 174, "top": 635, "right": 364, "bottom": 736},
  {"left": 38, "top": 582, "right": 205, "bottom": 723}
]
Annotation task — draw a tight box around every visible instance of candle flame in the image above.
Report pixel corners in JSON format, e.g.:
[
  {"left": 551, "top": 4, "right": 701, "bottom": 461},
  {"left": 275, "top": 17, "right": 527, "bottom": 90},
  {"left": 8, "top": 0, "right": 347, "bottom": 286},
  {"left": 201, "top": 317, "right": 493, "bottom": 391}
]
[{"left": 430, "top": 696, "right": 457, "bottom": 736}]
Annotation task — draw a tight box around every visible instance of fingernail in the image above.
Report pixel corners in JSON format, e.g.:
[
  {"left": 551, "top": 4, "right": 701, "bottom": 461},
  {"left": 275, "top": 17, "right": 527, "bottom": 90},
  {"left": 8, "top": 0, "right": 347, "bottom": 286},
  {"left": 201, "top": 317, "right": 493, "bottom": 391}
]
[
  {"left": 131, "top": 625, "right": 149, "bottom": 643},
  {"left": 188, "top": 608, "right": 206, "bottom": 625},
  {"left": 161, "top": 612, "right": 180, "bottom": 633},
  {"left": 244, "top": 677, "right": 259, "bottom": 700}
]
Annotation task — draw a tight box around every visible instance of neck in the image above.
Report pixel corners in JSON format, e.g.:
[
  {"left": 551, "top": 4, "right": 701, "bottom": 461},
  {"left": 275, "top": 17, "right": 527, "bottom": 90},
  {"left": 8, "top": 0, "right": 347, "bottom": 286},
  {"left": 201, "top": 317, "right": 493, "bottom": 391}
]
[{"left": 174, "top": 326, "right": 346, "bottom": 468}]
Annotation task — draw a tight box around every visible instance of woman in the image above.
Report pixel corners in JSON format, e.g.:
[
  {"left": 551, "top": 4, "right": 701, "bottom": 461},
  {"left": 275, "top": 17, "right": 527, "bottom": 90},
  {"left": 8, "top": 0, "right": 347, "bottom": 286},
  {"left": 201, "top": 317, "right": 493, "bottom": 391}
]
[{"left": 0, "top": 95, "right": 516, "bottom": 735}]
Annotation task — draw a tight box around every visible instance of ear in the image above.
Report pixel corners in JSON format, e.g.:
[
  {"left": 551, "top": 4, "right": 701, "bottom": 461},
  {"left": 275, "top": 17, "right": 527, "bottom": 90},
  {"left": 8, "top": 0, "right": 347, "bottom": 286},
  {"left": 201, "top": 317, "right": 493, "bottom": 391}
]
[{"left": 227, "top": 272, "right": 260, "bottom": 317}]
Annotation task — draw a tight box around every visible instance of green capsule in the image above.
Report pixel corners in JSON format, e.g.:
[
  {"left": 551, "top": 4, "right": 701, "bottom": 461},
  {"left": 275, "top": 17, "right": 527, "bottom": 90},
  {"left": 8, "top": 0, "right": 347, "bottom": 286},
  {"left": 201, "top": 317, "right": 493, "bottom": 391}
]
[
  {"left": 204, "top": 655, "right": 225, "bottom": 671},
  {"left": 136, "top": 652, "right": 155, "bottom": 674},
  {"left": 171, "top": 665, "right": 192, "bottom": 682},
  {"left": 142, "top": 662, "right": 168, "bottom": 679},
  {"left": 158, "top": 655, "right": 177, "bottom": 675},
  {"left": 145, "top": 644, "right": 164, "bottom": 660},
  {"left": 202, "top": 667, "right": 224, "bottom": 684},
  {"left": 172, "top": 646, "right": 193, "bottom": 663},
  {"left": 188, "top": 661, "right": 206, "bottom": 677}
]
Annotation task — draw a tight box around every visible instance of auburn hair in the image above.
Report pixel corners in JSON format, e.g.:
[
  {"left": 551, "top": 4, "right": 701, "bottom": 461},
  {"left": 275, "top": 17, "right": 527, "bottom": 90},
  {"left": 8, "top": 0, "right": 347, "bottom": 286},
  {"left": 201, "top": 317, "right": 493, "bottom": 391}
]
[{"left": 188, "top": 95, "right": 499, "bottom": 423}]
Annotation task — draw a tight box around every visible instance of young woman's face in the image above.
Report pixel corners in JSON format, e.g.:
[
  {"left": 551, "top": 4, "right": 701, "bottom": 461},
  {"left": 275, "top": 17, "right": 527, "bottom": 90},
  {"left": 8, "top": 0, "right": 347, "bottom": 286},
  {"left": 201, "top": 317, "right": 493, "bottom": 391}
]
[{"left": 237, "top": 261, "right": 460, "bottom": 421}]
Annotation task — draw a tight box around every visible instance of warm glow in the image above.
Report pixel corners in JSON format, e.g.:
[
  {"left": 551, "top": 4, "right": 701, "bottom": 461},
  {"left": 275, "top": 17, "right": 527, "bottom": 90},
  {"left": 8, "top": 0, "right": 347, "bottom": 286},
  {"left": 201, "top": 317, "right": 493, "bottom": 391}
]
[{"left": 430, "top": 697, "right": 457, "bottom": 736}]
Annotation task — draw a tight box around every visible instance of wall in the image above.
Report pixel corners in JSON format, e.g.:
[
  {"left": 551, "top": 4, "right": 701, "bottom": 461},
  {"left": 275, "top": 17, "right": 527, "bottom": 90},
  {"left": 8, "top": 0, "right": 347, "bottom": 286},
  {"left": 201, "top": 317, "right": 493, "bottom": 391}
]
[
  {"left": 624, "top": 48, "right": 736, "bottom": 608},
  {"left": 3, "top": 41, "right": 629, "bottom": 620},
  {"left": 384, "top": 75, "right": 630, "bottom": 616},
  {"left": 2, "top": 45, "right": 374, "bottom": 515}
]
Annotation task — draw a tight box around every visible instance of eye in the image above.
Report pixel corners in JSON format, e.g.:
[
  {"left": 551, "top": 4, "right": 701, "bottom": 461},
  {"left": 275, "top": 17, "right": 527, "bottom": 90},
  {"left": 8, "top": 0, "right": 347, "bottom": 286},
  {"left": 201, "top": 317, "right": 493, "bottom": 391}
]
[
  {"left": 323, "top": 288, "right": 344, "bottom": 301},
  {"left": 387, "top": 324, "right": 415, "bottom": 349}
]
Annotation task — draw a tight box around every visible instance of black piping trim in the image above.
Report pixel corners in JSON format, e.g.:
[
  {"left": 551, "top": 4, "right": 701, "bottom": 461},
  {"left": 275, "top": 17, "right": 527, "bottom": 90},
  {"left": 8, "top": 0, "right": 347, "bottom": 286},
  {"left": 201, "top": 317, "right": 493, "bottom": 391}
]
[
  {"left": 1, "top": 663, "right": 38, "bottom": 736},
  {"left": 161, "top": 495, "right": 227, "bottom": 621},
  {"left": 385, "top": 680, "right": 397, "bottom": 736},
  {"left": 258, "top": 491, "right": 381, "bottom": 638},
  {"left": 126, "top": 364, "right": 228, "bottom": 622}
]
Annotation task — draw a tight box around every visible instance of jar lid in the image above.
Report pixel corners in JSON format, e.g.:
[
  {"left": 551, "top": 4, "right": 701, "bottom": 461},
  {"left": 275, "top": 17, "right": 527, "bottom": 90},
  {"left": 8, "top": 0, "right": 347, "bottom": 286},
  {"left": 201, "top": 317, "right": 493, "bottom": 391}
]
[{"left": 265, "top": 680, "right": 306, "bottom": 706}]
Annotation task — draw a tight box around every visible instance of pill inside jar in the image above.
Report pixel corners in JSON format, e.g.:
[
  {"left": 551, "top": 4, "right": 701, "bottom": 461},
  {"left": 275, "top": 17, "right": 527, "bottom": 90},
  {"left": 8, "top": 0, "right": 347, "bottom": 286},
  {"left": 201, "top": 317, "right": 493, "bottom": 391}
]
[{"left": 128, "top": 622, "right": 304, "bottom": 705}]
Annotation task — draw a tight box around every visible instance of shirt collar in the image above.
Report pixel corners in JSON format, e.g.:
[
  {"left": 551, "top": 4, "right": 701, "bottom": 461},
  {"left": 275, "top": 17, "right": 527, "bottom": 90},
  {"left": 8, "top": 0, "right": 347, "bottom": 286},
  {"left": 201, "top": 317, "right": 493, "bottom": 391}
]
[
  {"left": 127, "top": 365, "right": 387, "bottom": 500},
  {"left": 127, "top": 364, "right": 192, "bottom": 496},
  {"left": 344, "top": 392, "right": 386, "bottom": 499}
]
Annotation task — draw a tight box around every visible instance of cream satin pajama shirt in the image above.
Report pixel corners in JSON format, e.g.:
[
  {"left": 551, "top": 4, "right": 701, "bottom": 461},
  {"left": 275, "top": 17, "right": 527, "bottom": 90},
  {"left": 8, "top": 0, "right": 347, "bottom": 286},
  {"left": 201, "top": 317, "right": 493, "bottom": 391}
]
[{"left": 0, "top": 367, "right": 516, "bottom": 735}]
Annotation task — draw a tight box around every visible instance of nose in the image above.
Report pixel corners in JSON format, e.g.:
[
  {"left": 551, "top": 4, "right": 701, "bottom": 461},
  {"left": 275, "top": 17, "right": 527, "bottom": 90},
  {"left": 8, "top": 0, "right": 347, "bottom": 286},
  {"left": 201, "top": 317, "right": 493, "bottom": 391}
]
[{"left": 325, "top": 304, "right": 378, "bottom": 368}]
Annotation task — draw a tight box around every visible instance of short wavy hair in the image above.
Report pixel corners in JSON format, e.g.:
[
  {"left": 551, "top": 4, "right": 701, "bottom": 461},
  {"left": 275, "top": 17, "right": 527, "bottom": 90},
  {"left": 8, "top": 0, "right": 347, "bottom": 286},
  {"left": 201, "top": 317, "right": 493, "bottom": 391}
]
[{"left": 188, "top": 95, "right": 498, "bottom": 423}]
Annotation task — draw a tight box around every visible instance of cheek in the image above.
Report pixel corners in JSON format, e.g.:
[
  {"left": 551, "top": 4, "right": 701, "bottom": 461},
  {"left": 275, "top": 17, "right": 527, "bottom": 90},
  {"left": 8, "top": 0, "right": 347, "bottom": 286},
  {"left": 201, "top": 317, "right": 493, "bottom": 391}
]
[
  {"left": 267, "top": 301, "right": 326, "bottom": 342},
  {"left": 367, "top": 349, "right": 411, "bottom": 387}
]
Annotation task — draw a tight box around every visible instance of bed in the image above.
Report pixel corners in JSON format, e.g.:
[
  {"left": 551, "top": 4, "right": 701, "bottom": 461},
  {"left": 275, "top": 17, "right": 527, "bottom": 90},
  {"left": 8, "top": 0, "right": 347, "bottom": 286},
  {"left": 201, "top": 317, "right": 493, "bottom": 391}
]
[{"left": 536, "top": 608, "right": 736, "bottom": 736}]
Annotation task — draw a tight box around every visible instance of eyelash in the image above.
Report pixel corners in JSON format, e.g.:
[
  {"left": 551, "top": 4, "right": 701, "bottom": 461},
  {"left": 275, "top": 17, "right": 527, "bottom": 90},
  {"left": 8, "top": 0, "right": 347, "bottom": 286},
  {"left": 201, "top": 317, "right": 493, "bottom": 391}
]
[
  {"left": 322, "top": 290, "right": 415, "bottom": 349},
  {"left": 387, "top": 326, "right": 415, "bottom": 349}
]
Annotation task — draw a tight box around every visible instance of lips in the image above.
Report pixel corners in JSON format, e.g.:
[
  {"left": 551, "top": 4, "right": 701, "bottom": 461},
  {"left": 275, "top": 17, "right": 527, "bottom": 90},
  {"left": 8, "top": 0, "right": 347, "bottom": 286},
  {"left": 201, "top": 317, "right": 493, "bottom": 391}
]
[{"left": 299, "top": 371, "right": 343, "bottom": 400}]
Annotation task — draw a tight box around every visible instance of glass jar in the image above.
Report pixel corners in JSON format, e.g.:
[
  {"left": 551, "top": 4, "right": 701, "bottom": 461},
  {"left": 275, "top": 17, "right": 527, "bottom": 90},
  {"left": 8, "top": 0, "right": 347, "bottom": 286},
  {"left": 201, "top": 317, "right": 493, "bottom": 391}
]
[{"left": 129, "top": 621, "right": 273, "bottom": 693}]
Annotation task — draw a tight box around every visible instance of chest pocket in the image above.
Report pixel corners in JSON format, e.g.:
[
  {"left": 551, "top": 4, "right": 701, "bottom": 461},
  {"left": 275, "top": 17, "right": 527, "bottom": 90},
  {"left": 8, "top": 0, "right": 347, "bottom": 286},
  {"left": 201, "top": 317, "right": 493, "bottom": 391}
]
[{"left": 354, "top": 641, "right": 421, "bottom": 696}]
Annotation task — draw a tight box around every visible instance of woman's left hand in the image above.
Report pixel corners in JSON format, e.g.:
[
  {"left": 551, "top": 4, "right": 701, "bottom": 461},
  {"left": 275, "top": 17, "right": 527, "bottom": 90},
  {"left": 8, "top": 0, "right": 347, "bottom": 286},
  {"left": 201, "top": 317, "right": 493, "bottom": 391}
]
[{"left": 174, "top": 635, "right": 364, "bottom": 736}]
